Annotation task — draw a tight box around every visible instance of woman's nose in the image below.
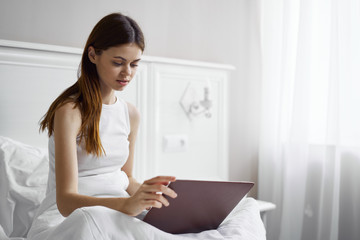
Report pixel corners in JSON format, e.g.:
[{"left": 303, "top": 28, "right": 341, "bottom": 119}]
[{"left": 121, "top": 64, "right": 131, "bottom": 76}]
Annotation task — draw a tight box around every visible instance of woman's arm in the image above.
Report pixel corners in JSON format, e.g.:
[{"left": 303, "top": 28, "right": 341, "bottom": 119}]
[
  {"left": 53, "top": 102, "right": 119, "bottom": 216},
  {"left": 54, "top": 102, "right": 128, "bottom": 216},
  {"left": 54, "top": 102, "right": 177, "bottom": 218},
  {"left": 120, "top": 103, "right": 178, "bottom": 215},
  {"left": 122, "top": 102, "right": 141, "bottom": 195},
  {"left": 54, "top": 102, "right": 82, "bottom": 216}
]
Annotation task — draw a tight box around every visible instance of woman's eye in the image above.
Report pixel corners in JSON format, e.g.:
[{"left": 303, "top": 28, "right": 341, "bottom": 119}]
[
  {"left": 113, "top": 62, "right": 123, "bottom": 66},
  {"left": 112, "top": 62, "right": 138, "bottom": 68}
]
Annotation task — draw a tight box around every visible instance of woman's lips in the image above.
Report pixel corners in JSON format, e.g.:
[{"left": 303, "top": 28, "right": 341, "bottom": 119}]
[{"left": 117, "top": 80, "right": 129, "bottom": 86}]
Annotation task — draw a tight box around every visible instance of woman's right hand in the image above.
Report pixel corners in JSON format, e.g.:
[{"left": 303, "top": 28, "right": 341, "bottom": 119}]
[{"left": 121, "top": 176, "right": 177, "bottom": 216}]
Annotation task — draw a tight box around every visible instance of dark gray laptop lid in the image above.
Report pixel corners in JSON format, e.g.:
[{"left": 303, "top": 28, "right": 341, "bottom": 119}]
[{"left": 143, "top": 179, "right": 254, "bottom": 234}]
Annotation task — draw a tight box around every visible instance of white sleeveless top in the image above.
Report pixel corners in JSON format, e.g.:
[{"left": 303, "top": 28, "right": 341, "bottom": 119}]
[
  {"left": 46, "top": 98, "right": 131, "bottom": 198},
  {"left": 28, "top": 98, "right": 132, "bottom": 238}
]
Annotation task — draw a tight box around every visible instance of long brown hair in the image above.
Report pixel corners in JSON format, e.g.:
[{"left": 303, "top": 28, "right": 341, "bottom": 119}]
[{"left": 40, "top": 13, "right": 145, "bottom": 156}]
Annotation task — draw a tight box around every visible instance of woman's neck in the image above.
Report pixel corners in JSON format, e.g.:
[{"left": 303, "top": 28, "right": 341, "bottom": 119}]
[{"left": 101, "top": 92, "right": 117, "bottom": 105}]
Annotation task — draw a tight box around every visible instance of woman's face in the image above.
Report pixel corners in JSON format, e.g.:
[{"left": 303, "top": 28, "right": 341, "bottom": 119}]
[{"left": 89, "top": 43, "right": 142, "bottom": 94}]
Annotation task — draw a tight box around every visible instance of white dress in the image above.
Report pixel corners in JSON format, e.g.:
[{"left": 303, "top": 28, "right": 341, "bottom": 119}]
[{"left": 27, "top": 98, "right": 266, "bottom": 240}]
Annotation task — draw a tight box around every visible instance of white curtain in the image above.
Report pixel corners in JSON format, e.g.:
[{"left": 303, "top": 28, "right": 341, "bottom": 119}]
[{"left": 257, "top": 0, "right": 360, "bottom": 239}]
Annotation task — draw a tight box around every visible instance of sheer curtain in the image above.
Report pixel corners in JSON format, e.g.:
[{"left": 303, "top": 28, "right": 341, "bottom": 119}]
[{"left": 257, "top": 0, "right": 360, "bottom": 240}]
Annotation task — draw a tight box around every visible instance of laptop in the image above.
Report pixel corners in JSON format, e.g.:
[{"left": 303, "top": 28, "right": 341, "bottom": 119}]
[{"left": 143, "top": 179, "right": 254, "bottom": 234}]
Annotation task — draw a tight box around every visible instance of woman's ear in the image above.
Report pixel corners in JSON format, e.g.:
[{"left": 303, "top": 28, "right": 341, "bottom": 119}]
[{"left": 88, "top": 46, "right": 97, "bottom": 64}]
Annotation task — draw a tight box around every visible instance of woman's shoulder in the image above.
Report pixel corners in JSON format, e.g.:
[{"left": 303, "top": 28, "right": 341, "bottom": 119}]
[
  {"left": 125, "top": 102, "right": 140, "bottom": 127},
  {"left": 55, "top": 101, "right": 82, "bottom": 123},
  {"left": 126, "top": 102, "right": 140, "bottom": 119}
]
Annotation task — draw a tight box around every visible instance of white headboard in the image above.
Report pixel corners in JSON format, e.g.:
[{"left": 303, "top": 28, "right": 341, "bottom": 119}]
[
  {"left": 0, "top": 40, "right": 234, "bottom": 181},
  {"left": 0, "top": 40, "right": 140, "bottom": 149},
  {"left": 0, "top": 40, "right": 82, "bottom": 148}
]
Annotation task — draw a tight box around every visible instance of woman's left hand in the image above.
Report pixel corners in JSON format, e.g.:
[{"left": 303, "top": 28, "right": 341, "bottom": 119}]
[{"left": 120, "top": 176, "right": 177, "bottom": 216}]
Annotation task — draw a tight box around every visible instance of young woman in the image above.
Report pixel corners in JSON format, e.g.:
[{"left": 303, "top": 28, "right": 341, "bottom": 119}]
[
  {"left": 27, "top": 13, "right": 178, "bottom": 239},
  {"left": 27, "top": 12, "right": 265, "bottom": 240}
]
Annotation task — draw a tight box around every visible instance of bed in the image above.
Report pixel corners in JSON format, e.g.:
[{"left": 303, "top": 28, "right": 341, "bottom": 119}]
[{"left": 0, "top": 40, "right": 266, "bottom": 240}]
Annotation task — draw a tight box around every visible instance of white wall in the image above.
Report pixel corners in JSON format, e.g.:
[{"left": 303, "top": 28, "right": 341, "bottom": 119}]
[{"left": 0, "top": 0, "right": 261, "bottom": 196}]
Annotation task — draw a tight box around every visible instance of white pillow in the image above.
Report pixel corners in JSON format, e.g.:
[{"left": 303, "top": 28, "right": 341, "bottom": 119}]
[{"left": 0, "top": 136, "right": 48, "bottom": 238}]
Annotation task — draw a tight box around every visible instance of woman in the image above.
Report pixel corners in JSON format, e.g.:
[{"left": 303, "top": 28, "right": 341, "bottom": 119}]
[
  {"left": 27, "top": 12, "right": 265, "bottom": 240},
  {"left": 28, "top": 13, "right": 178, "bottom": 240}
]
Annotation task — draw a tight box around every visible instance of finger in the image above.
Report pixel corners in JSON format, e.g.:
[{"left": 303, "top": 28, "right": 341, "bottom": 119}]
[
  {"left": 142, "top": 184, "right": 177, "bottom": 199},
  {"left": 143, "top": 177, "right": 174, "bottom": 186},
  {"left": 142, "top": 188, "right": 170, "bottom": 202},
  {"left": 142, "top": 191, "right": 171, "bottom": 207},
  {"left": 160, "top": 185, "right": 178, "bottom": 199},
  {"left": 151, "top": 193, "right": 170, "bottom": 207},
  {"left": 145, "top": 199, "right": 163, "bottom": 209},
  {"left": 144, "top": 176, "right": 176, "bottom": 185}
]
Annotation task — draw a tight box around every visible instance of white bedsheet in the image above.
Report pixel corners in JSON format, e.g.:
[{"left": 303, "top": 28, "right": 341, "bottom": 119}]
[
  {"left": 1, "top": 198, "right": 265, "bottom": 240},
  {"left": 0, "top": 137, "right": 48, "bottom": 239},
  {"left": 0, "top": 136, "right": 266, "bottom": 240}
]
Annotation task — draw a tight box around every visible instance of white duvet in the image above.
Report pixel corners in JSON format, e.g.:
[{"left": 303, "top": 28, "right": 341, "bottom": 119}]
[{"left": 0, "top": 136, "right": 266, "bottom": 240}]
